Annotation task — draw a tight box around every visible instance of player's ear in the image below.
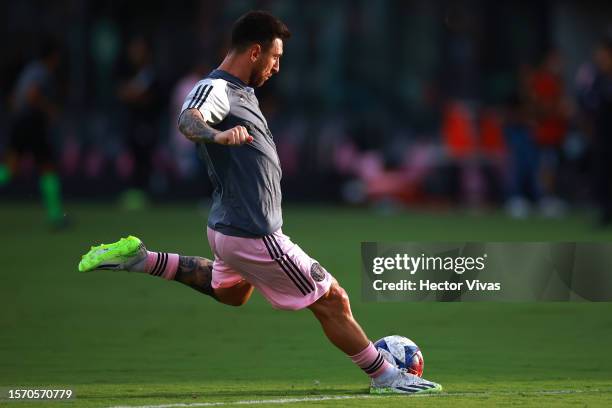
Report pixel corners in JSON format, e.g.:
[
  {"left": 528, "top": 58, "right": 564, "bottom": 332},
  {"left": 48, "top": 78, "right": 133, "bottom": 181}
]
[{"left": 249, "top": 44, "right": 262, "bottom": 62}]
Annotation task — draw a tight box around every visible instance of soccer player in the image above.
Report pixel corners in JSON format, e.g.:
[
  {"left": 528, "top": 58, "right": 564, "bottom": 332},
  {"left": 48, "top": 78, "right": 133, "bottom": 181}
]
[
  {"left": 0, "top": 39, "right": 67, "bottom": 228},
  {"left": 78, "top": 11, "right": 442, "bottom": 394},
  {"left": 116, "top": 36, "right": 164, "bottom": 209}
]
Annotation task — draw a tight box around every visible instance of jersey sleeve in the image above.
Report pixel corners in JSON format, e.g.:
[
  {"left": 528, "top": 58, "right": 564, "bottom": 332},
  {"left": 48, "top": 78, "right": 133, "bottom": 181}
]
[{"left": 180, "top": 79, "right": 230, "bottom": 125}]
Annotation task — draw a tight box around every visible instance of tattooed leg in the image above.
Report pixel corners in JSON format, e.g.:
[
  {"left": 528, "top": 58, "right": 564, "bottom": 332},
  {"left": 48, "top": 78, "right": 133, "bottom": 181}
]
[
  {"left": 174, "top": 256, "right": 216, "bottom": 297},
  {"left": 175, "top": 256, "right": 254, "bottom": 306}
]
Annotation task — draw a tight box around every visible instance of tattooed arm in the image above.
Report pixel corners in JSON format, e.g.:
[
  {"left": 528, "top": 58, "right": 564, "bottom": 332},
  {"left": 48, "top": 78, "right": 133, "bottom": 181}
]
[
  {"left": 178, "top": 108, "right": 219, "bottom": 143},
  {"left": 178, "top": 108, "right": 253, "bottom": 145}
]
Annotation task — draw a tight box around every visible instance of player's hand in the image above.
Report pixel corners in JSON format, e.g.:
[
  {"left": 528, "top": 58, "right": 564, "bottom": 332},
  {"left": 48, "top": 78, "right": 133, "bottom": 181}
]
[{"left": 214, "top": 126, "right": 254, "bottom": 145}]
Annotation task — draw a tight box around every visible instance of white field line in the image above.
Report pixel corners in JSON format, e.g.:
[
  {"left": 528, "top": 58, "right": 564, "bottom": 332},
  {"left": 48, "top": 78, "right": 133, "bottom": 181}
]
[
  {"left": 107, "top": 388, "right": 611, "bottom": 408},
  {"left": 109, "top": 395, "right": 375, "bottom": 408}
]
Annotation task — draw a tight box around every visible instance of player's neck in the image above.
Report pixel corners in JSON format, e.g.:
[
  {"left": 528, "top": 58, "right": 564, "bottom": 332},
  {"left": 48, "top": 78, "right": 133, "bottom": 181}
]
[{"left": 218, "top": 54, "right": 251, "bottom": 86}]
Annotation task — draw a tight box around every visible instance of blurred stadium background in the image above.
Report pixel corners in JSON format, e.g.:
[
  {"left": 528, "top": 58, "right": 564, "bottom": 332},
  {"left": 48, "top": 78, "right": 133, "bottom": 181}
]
[
  {"left": 1, "top": 0, "right": 612, "bottom": 223},
  {"left": 2, "top": 1, "right": 612, "bottom": 406}
]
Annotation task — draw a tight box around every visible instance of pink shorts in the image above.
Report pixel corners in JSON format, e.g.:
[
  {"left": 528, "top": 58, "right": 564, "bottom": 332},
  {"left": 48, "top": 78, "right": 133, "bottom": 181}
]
[{"left": 207, "top": 227, "right": 333, "bottom": 310}]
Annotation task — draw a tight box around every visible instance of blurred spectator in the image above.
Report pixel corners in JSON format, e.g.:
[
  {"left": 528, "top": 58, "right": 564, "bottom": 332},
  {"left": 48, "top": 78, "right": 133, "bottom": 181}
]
[
  {"left": 441, "top": 101, "right": 486, "bottom": 206},
  {"left": 526, "top": 50, "right": 571, "bottom": 217},
  {"left": 91, "top": 16, "right": 121, "bottom": 108},
  {"left": 116, "top": 35, "right": 163, "bottom": 209},
  {"left": 0, "top": 39, "right": 68, "bottom": 228},
  {"left": 478, "top": 107, "right": 507, "bottom": 204},
  {"left": 503, "top": 90, "right": 540, "bottom": 218},
  {"left": 0, "top": 1, "right": 610, "bottom": 214},
  {"left": 581, "top": 38, "right": 612, "bottom": 225}
]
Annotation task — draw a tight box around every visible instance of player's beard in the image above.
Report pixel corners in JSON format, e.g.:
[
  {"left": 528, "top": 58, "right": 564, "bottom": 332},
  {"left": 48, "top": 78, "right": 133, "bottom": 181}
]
[{"left": 249, "top": 62, "right": 268, "bottom": 87}]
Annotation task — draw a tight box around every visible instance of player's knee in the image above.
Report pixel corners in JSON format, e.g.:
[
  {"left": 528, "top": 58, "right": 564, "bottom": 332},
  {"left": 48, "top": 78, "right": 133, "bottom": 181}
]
[
  {"left": 331, "top": 283, "right": 351, "bottom": 314},
  {"left": 224, "top": 296, "right": 248, "bottom": 307},
  {"left": 216, "top": 281, "right": 253, "bottom": 307},
  {"left": 220, "top": 290, "right": 251, "bottom": 307},
  {"left": 313, "top": 281, "right": 352, "bottom": 320}
]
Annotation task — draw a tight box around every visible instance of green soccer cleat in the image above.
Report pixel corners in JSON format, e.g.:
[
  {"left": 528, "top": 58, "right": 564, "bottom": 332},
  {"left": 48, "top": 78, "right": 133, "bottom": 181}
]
[
  {"left": 370, "top": 370, "right": 443, "bottom": 395},
  {"left": 78, "top": 236, "right": 147, "bottom": 272}
]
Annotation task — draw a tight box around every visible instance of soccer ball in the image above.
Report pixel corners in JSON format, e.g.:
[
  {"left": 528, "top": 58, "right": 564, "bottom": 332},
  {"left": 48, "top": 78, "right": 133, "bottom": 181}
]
[{"left": 374, "top": 335, "right": 424, "bottom": 377}]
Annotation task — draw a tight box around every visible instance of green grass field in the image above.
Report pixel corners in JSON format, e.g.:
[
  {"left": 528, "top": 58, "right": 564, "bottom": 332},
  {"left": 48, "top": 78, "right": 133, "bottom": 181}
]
[{"left": 1, "top": 203, "right": 612, "bottom": 407}]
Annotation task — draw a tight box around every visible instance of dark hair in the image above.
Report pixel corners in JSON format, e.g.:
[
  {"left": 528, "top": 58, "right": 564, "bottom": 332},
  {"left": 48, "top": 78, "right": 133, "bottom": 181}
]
[{"left": 230, "top": 10, "right": 291, "bottom": 51}]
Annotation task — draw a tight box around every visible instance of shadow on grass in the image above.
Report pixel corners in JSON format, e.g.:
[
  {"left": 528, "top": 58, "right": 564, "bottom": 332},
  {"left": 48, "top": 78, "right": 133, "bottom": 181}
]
[{"left": 79, "top": 387, "right": 368, "bottom": 400}]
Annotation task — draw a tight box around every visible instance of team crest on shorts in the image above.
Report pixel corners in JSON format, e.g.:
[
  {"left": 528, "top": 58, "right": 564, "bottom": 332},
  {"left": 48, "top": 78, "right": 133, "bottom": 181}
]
[{"left": 310, "top": 263, "right": 327, "bottom": 282}]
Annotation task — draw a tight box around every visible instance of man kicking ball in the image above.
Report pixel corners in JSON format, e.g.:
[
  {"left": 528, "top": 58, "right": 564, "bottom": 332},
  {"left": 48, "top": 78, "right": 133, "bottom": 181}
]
[{"left": 78, "top": 10, "right": 441, "bottom": 395}]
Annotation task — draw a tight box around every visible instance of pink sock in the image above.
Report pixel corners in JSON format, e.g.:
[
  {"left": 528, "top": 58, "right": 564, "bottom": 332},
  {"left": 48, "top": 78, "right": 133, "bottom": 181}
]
[
  {"left": 350, "top": 342, "right": 395, "bottom": 378},
  {"left": 144, "top": 251, "right": 179, "bottom": 280}
]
